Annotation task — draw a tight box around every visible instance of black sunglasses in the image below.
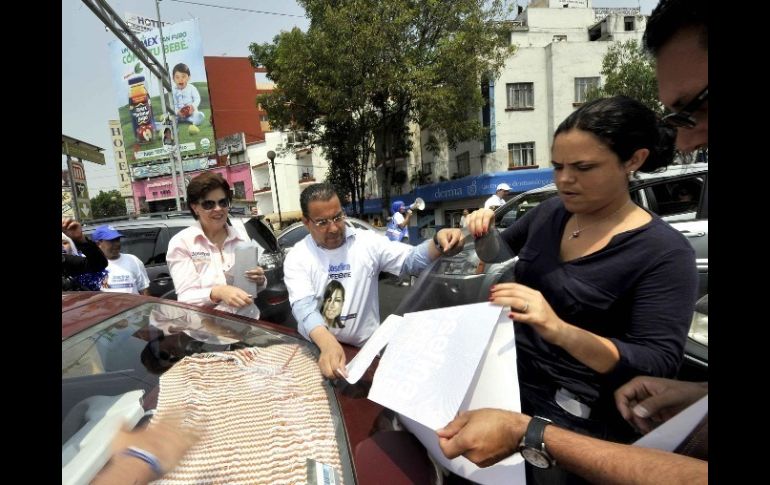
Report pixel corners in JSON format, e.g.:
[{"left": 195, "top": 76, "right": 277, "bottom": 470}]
[
  {"left": 199, "top": 198, "right": 230, "bottom": 210},
  {"left": 661, "top": 86, "right": 708, "bottom": 129}
]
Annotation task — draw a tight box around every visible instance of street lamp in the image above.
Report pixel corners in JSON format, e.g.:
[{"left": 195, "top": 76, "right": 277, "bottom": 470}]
[{"left": 267, "top": 150, "right": 283, "bottom": 228}]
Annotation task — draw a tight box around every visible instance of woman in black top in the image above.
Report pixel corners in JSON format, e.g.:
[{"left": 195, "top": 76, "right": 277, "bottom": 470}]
[{"left": 467, "top": 97, "right": 698, "bottom": 450}]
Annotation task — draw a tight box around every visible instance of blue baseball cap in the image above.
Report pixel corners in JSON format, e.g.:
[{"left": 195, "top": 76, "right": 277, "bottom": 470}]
[{"left": 92, "top": 225, "right": 123, "bottom": 242}]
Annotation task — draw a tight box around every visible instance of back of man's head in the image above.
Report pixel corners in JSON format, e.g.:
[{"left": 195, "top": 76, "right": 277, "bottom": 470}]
[
  {"left": 644, "top": 0, "right": 708, "bottom": 57},
  {"left": 300, "top": 183, "right": 340, "bottom": 217}
]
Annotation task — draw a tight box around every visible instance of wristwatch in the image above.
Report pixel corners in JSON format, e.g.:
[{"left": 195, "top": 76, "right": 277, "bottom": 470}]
[{"left": 519, "top": 416, "right": 555, "bottom": 469}]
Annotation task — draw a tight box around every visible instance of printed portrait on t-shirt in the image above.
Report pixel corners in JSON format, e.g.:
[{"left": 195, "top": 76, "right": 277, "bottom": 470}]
[{"left": 321, "top": 280, "right": 346, "bottom": 329}]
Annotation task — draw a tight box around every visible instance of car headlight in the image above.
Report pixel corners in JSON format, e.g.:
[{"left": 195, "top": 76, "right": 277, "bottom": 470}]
[{"left": 688, "top": 294, "right": 708, "bottom": 346}]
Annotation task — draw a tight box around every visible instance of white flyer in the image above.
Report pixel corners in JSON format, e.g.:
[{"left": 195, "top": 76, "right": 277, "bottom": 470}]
[
  {"left": 345, "top": 314, "right": 406, "bottom": 384},
  {"left": 633, "top": 395, "right": 708, "bottom": 451},
  {"left": 231, "top": 241, "right": 261, "bottom": 318},
  {"left": 367, "top": 302, "right": 504, "bottom": 430},
  {"left": 398, "top": 312, "right": 525, "bottom": 485}
]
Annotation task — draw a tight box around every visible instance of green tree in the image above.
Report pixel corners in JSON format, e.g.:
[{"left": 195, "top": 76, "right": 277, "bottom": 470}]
[
  {"left": 586, "top": 40, "right": 662, "bottom": 115},
  {"left": 587, "top": 40, "right": 706, "bottom": 163},
  {"left": 90, "top": 190, "right": 127, "bottom": 218},
  {"left": 250, "top": 0, "right": 515, "bottom": 214}
]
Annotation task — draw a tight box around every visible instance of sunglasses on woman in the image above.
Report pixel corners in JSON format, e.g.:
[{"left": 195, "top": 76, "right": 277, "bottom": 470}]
[{"left": 199, "top": 198, "right": 230, "bottom": 210}]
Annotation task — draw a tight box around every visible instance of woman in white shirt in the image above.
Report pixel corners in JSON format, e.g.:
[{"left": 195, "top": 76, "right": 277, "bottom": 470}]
[{"left": 167, "top": 172, "right": 267, "bottom": 316}]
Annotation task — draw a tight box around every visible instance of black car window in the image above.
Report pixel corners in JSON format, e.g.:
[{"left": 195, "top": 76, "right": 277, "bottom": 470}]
[
  {"left": 168, "top": 226, "right": 186, "bottom": 238},
  {"left": 118, "top": 228, "right": 161, "bottom": 265},
  {"left": 279, "top": 226, "right": 309, "bottom": 248},
  {"left": 648, "top": 177, "right": 703, "bottom": 218},
  {"left": 149, "top": 225, "right": 191, "bottom": 265}
]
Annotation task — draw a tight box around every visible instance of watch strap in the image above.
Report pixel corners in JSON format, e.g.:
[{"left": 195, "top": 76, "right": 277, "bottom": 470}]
[{"left": 524, "top": 415, "right": 552, "bottom": 450}]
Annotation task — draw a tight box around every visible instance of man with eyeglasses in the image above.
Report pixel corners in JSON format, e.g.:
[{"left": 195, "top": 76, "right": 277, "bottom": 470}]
[
  {"left": 284, "top": 183, "right": 465, "bottom": 379},
  {"left": 438, "top": 2, "right": 708, "bottom": 483}
]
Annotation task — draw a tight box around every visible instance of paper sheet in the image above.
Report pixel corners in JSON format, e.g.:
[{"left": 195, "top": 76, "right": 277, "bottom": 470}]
[
  {"left": 368, "top": 302, "right": 504, "bottom": 430},
  {"left": 345, "top": 314, "right": 406, "bottom": 384},
  {"left": 232, "top": 242, "right": 260, "bottom": 294},
  {"left": 633, "top": 395, "right": 708, "bottom": 451},
  {"left": 398, "top": 312, "right": 525, "bottom": 485},
  {"left": 231, "top": 242, "right": 261, "bottom": 318}
]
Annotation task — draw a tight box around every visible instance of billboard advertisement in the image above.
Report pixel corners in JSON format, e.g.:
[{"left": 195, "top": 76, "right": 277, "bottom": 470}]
[{"left": 108, "top": 19, "right": 214, "bottom": 164}]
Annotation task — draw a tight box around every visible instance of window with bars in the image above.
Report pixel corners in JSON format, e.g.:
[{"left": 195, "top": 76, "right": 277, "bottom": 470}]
[
  {"left": 508, "top": 142, "right": 535, "bottom": 168},
  {"left": 624, "top": 16, "right": 635, "bottom": 31},
  {"left": 574, "top": 77, "right": 600, "bottom": 104},
  {"left": 506, "top": 82, "right": 534, "bottom": 109},
  {"left": 233, "top": 181, "right": 246, "bottom": 199},
  {"left": 456, "top": 152, "right": 470, "bottom": 177}
]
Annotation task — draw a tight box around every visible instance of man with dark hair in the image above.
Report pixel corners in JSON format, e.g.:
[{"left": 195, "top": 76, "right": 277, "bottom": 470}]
[
  {"left": 285, "top": 183, "right": 465, "bottom": 379},
  {"left": 437, "top": 2, "right": 708, "bottom": 483}
]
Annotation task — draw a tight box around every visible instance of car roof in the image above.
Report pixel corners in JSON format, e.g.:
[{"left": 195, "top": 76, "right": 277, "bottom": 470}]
[
  {"left": 83, "top": 214, "right": 263, "bottom": 230},
  {"left": 499, "top": 163, "right": 709, "bottom": 212}
]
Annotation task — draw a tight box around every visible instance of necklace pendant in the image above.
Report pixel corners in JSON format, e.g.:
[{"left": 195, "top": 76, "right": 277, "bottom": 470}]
[{"left": 569, "top": 230, "right": 580, "bottom": 240}]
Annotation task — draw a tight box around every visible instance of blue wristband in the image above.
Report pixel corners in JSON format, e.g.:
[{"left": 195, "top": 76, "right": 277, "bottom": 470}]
[{"left": 121, "top": 446, "right": 164, "bottom": 477}]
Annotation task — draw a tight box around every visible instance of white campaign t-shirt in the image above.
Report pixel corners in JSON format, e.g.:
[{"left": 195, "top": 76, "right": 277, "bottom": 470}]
[
  {"left": 284, "top": 228, "right": 413, "bottom": 346},
  {"left": 101, "top": 253, "right": 150, "bottom": 294},
  {"left": 484, "top": 194, "right": 506, "bottom": 209}
]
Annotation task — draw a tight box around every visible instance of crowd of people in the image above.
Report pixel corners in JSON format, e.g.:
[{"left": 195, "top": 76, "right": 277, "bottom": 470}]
[{"left": 62, "top": 0, "right": 708, "bottom": 482}]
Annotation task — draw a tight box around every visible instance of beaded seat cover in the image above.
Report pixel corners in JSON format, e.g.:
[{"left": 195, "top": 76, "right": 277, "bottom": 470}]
[{"left": 150, "top": 345, "right": 344, "bottom": 484}]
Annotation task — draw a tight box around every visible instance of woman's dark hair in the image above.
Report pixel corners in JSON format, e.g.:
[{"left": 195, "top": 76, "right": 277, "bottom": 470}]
[
  {"left": 186, "top": 171, "right": 232, "bottom": 219},
  {"left": 554, "top": 96, "right": 675, "bottom": 173},
  {"left": 322, "top": 280, "right": 345, "bottom": 328}
]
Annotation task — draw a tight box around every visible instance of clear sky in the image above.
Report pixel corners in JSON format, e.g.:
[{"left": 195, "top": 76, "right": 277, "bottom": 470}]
[{"left": 62, "top": 0, "right": 658, "bottom": 196}]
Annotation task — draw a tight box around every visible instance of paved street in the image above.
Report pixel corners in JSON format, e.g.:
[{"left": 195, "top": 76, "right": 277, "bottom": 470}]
[{"left": 378, "top": 277, "right": 413, "bottom": 318}]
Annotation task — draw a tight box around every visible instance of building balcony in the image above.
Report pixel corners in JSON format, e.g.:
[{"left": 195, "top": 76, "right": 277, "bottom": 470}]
[{"left": 507, "top": 165, "right": 540, "bottom": 171}]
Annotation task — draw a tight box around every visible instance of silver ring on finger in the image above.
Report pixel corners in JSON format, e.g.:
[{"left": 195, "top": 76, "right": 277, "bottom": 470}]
[{"left": 521, "top": 301, "right": 529, "bottom": 313}]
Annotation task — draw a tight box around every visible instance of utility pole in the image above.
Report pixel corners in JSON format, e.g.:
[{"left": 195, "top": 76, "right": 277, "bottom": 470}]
[
  {"left": 155, "top": 0, "right": 185, "bottom": 211},
  {"left": 267, "top": 150, "right": 283, "bottom": 228}
]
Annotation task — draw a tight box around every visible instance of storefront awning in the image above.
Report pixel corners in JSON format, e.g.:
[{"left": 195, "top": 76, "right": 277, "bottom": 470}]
[{"left": 346, "top": 167, "right": 554, "bottom": 214}]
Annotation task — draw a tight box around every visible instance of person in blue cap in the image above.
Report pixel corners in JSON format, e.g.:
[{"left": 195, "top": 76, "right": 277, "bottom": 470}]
[
  {"left": 92, "top": 225, "right": 151, "bottom": 295},
  {"left": 385, "top": 200, "right": 412, "bottom": 242}
]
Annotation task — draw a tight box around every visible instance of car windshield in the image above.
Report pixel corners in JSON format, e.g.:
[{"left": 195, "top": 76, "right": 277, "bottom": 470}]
[
  {"left": 497, "top": 190, "right": 556, "bottom": 228},
  {"left": 63, "top": 302, "right": 352, "bottom": 484},
  {"left": 279, "top": 226, "right": 309, "bottom": 248},
  {"left": 117, "top": 228, "right": 162, "bottom": 265}
]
